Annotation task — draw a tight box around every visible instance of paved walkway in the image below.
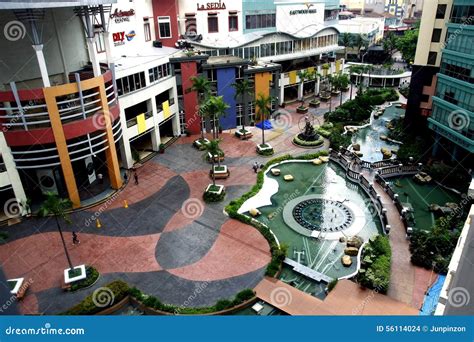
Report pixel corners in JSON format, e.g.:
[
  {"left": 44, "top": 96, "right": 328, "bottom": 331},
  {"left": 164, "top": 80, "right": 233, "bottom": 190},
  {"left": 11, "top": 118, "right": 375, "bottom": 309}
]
[{"left": 255, "top": 277, "right": 418, "bottom": 315}]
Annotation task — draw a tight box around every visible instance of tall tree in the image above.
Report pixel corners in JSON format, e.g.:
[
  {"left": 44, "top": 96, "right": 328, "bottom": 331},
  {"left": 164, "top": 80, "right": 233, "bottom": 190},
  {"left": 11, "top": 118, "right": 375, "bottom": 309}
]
[
  {"left": 396, "top": 27, "right": 419, "bottom": 63},
  {"left": 201, "top": 96, "right": 229, "bottom": 139},
  {"left": 190, "top": 76, "right": 211, "bottom": 141},
  {"left": 232, "top": 79, "right": 253, "bottom": 138},
  {"left": 297, "top": 69, "right": 312, "bottom": 105},
  {"left": 38, "top": 193, "right": 74, "bottom": 271},
  {"left": 340, "top": 32, "right": 352, "bottom": 60},
  {"left": 354, "top": 34, "right": 369, "bottom": 61},
  {"left": 203, "top": 139, "right": 223, "bottom": 186},
  {"left": 255, "top": 93, "right": 272, "bottom": 146}
]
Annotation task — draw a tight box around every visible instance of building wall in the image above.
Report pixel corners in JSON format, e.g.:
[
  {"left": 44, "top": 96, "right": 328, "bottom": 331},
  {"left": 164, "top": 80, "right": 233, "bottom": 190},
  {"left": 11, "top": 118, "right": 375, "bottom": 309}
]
[
  {"left": 242, "top": 0, "right": 276, "bottom": 34},
  {"left": 181, "top": 61, "right": 201, "bottom": 134},
  {"left": 275, "top": 3, "right": 325, "bottom": 33},
  {"left": 177, "top": 0, "right": 243, "bottom": 39},
  {"left": 152, "top": 0, "right": 179, "bottom": 47},
  {"left": 216, "top": 67, "right": 237, "bottom": 130}
]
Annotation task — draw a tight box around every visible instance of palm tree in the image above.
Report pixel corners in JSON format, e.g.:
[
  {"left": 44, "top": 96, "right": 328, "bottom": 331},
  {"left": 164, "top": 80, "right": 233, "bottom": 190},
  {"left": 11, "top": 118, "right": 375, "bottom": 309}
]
[
  {"left": 203, "top": 139, "right": 223, "bottom": 186},
  {"left": 355, "top": 35, "right": 368, "bottom": 61},
  {"left": 202, "top": 96, "right": 229, "bottom": 139},
  {"left": 341, "top": 32, "right": 352, "bottom": 60},
  {"left": 190, "top": 76, "right": 211, "bottom": 141},
  {"left": 232, "top": 79, "right": 253, "bottom": 138},
  {"left": 297, "top": 69, "right": 311, "bottom": 105},
  {"left": 336, "top": 73, "right": 349, "bottom": 106},
  {"left": 255, "top": 93, "right": 272, "bottom": 146},
  {"left": 38, "top": 192, "right": 74, "bottom": 271}
]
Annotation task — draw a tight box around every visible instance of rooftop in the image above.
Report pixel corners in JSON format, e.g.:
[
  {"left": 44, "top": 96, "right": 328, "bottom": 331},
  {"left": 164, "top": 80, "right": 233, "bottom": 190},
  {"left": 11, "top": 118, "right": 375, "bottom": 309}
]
[
  {"left": 0, "top": 0, "right": 116, "bottom": 9},
  {"left": 105, "top": 46, "right": 180, "bottom": 73}
]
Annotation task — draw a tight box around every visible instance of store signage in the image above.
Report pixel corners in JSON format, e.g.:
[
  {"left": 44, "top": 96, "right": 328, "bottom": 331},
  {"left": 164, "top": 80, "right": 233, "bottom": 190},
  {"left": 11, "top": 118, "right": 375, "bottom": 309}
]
[
  {"left": 126, "top": 30, "right": 136, "bottom": 41},
  {"left": 290, "top": 9, "right": 317, "bottom": 15},
  {"left": 197, "top": 1, "right": 226, "bottom": 11},
  {"left": 113, "top": 31, "right": 125, "bottom": 46},
  {"left": 110, "top": 8, "right": 135, "bottom": 23}
]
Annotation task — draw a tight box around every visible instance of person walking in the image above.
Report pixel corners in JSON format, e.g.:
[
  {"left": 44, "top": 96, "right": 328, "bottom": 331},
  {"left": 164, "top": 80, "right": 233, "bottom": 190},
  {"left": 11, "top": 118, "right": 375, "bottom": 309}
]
[
  {"left": 97, "top": 173, "right": 103, "bottom": 184},
  {"left": 72, "top": 231, "right": 80, "bottom": 245},
  {"left": 253, "top": 162, "right": 258, "bottom": 173},
  {"left": 134, "top": 172, "right": 139, "bottom": 185}
]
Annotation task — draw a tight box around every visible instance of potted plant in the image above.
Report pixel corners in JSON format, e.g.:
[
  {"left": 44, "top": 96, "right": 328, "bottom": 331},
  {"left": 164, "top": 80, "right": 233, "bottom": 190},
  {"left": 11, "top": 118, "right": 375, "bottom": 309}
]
[{"left": 159, "top": 143, "right": 165, "bottom": 154}]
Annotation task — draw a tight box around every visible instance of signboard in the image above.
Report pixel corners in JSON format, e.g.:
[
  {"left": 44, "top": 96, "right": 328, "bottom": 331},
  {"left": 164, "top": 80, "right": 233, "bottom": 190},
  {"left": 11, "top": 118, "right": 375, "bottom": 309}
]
[
  {"left": 112, "top": 31, "right": 125, "bottom": 46},
  {"left": 290, "top": 3, "right": 317, "bottom": 15},
  {"left": 197, "top": 1, "right": 226, "bottom": 11},
  {"left": 110, "top": 8, "right": 135, "bottom": 23}
]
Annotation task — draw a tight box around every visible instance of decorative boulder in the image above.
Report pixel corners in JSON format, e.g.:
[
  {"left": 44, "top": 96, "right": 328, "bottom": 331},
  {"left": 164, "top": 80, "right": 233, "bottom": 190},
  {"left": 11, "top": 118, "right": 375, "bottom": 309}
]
[
  {"left": 341, "top": 255, "right": 352, "bottom": 267},
  {"left": 344, "top": 247, "right": 359, "bottom": 256},
  {"left": 355, "top": 151, "right": 363, "bottom": 157},
  {"left": 339, "top": 237, "right": 346, "bottom": 243},
  {"left": 381, "top": 147, "right": 392, "bottom": 159},
  {"left": 283, "top": 175, "right": 294, "bottom": 181},
  {"left": 313, "top": 158, "right": 322, "bottom": 165},
  {"left": 352, "top": 144, "right": 361, "bottom": 151},
  {"left": 347, "top": 236, "right": 364, "bottom": 249},
  {"left": 319, "top": 156, "right": 329, "bottom": 163},
  {"left": 380, "top": 135, "right": 387, "bottom": 141},
  {"left": 413, "top": 172, "right": 432, "bottom": 184},
  {"left": 271, "top": 168, "right": 281, "bottom": 176},
  {"left": 249, "top": 208, "right": 261, "bottom": 217}
]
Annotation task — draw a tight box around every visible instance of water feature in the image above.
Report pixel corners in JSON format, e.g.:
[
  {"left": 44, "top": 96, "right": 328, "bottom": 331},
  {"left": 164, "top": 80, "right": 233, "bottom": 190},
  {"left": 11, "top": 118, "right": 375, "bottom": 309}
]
[
  {"left": 352, "top": 103, "right": 405, "bottom": 163},
  {"left": 388, "top": 177, "right": 461, "bottom": 232},
  {"left": 247, "top": 161, "right": 382, "bottom": 280},
  {"left": 420, "top": 275, "right": 446, "bottom": 315}
]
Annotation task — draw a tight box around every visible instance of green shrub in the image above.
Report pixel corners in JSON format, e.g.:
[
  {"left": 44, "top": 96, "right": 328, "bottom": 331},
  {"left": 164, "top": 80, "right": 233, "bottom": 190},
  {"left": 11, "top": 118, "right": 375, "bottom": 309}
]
[
  {"left": 69, "top": 266, "right": 100, "bottom": 292},
  {"left": 64, "top": 280, "right": 129, "bottom": 315},
  {"left": 203, "top": 188, "right": 226, "bottom": 203},
  {"left": 357, "top": 236, "right": 391, "bottom": 293},
  {"left": 0, "top": 232, "right": 9, "bottom": 244},
  {"left": 327, "top": 279, "right": 338, "bottom": 292},
  {"left": 293, "top": 135, "right": 324, "bottom": 147},
  {"left": 257, "top": 145, "right": 274, "bottom": 156}
]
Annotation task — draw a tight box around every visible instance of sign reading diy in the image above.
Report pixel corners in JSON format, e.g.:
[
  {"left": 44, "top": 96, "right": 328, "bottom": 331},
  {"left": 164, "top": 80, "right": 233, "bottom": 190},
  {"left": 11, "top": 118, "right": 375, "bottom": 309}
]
[{"left": 113, "top": 32, "right": 125, "bottom": 46}]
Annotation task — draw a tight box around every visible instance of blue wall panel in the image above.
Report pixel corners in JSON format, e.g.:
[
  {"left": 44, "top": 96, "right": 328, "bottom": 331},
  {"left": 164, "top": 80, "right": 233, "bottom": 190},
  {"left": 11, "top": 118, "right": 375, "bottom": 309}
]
[{"left": 216, "top": 67, "right": 237, "bottom": 130}]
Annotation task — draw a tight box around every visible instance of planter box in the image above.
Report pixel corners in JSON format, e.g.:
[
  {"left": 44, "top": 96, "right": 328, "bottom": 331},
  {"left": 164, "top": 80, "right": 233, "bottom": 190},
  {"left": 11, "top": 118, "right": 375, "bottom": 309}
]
[
  {"left": 207, "top": 152, "right": 225, "bottom": 163},
  {"left": 309, "top": 101, "right": 320, "bottom": 108},
  {"left": 296, "top": 106, "right": 309, "bottom": 114},
  {"left": 193, "top": 138, "right": 210, "bottom": 150},
  {"left": 256, "top": 144, "right": 274, "bottom": 156},
  {"left": 320, "top": 95, "right": 331, "bottom": 102},
  {"left": 64, "top": 264, "right": 87, "bottom": 284},
  {"left": 235, "top": 130, "right": 253, "bottom": 140},
  {"left": 211, "top": 165, "right": 230, "bottom": 179},
  {"left": 205, "top": 184, "right": 224, "bottom": 195},
  {"left": 331, "top": 90, "right": 341, "bottom": 96}
]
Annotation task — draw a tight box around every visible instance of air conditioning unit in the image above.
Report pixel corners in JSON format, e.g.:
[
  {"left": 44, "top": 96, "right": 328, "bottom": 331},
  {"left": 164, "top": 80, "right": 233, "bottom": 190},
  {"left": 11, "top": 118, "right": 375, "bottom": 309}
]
[
  {"left": 37, "top": 169, "right": 58, "bottom": 195},
  {"left": 153, "top": 40, "right": 163, "bottom": 48}
]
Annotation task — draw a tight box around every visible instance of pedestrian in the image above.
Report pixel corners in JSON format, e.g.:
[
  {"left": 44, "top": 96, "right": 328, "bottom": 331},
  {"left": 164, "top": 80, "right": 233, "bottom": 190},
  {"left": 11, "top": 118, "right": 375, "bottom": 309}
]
[
  {"left": 124, "top": 172, "right": 128, "bottom": 182},
  {"left": 97, "top": 173, "right": 103, "bottom": 184},
  {"left": 134, "top": 171, "right": 139, "bottom": 185},
  {"left": 259, "top": 163, "right": 264, "bottom": 169},
  {"left": 253, "top": 162, "right": 258, "bottom": 173},
  {"left": 72, "top": 231, "right": 80, "bottom": 245}
]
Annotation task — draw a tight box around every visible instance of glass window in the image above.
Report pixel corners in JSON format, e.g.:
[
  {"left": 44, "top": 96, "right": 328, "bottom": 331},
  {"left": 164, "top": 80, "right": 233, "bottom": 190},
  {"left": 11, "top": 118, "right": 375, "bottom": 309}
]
[
  {"left": 436, "top": 4, "right": 447, "bottom": 19},
  {"left": 431, "top": 28, "right": 442, "bottom": 42},
  {"left": 229, "top": 15, "right": 238, "bottom": 31},
  {"left": 158, "top": 16, "right": 171, "bottom": 39},
  {"left": 208, "top": 16, "right": 218, "bottom": 33},
  {"left": 427, "top": 51, "right": 438, "bottom": 65},
  {"left": 144, "top": 22, "right": 151, "bottom": 42}
]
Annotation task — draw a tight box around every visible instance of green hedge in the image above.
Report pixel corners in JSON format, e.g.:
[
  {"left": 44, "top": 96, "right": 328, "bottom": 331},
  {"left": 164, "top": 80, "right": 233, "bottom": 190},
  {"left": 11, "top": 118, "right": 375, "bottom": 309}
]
[
  {"left": 70, "top": 266, "right": 100, "bottom": 292},
  {"left": 257, "top": 145, "right": 274, "bottom": 156},
  {"left": 129, "top": 287, "right": 255, "bottom": 315},
  {"left": 356, "top": 235, "right": 392, "bottom": 293},
  {"left": 203, "top": 187, "right": 226, "bottom": 203},
  {"left": 225, "top": 151, "right": 329, "bottom": 276},
  {"left": 293, "top": 135, "right": 324, "bottom": 147},
  {"left": 63, "top": 280, "right": 130, "bottom": 315}
]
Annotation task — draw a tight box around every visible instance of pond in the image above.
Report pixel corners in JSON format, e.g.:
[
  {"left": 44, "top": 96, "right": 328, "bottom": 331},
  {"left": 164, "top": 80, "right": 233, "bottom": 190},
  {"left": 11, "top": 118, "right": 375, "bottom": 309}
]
[
  {"left": 352, "top": 103, "right": 405, "bottom": 163},
  {"left": 246, "top": 161, "right": 382, "bottom": 280}
]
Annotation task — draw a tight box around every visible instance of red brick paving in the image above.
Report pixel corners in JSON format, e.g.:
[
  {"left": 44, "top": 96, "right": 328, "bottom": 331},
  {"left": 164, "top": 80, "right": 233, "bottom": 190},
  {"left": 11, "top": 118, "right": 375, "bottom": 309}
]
[
  {"left": 412, "top": 266, "right": 438, "bottom": 310},
  {"left": 168, "top": 220, "right": 270, "bottom": 281},
  {"left": 0, "top": 232, "right": 161, "bottom": 294},
  {"left": 255, "top": 277, "right": 418, "bottom": 315}
]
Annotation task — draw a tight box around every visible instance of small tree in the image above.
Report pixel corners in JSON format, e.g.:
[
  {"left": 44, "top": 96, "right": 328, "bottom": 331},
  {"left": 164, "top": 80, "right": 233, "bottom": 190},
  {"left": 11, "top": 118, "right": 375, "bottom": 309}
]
[
  {"left": 201, "top": 96, "right": 229, "bottom": 139},
  {"left": 38, "top": 192, "right": 74, "bottom": 271},
  {"left": 297, "top": 69, "right": 311, "bottom": 106},
  {"left": 232, "top": 79, "right": 253, "bottom": 137},
  {"left": 255, "top": 93, "right": 272, "bottom": 146},
  {"left": 203, "top": 139, "right": 223, "bottom": 186},
  {"left": 190, "top": 76, "right": 211, "bottom": 141},
  {"left": 340, "top": 32, "right": 352, "bottom": 60},
  {"left": 336, "top": 73, "right": 349, "bottom": 106}
]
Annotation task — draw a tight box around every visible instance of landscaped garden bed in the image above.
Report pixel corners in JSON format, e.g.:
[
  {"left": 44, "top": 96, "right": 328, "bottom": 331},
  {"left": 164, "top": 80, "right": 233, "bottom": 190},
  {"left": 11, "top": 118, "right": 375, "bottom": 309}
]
[
  {"left": 234, "top": 128, "right": 252, "bottom": 140},
  {"left": 309, "top": 99, "right": 320, "bottom": 108},
  {"left": 193, "top": 138, "right": 210, "bottom": 150},
  {"left": 203, "top": 184, "right": 226, "bottom": 202},
  {"left": 211, "top": 165, "right": 230, "bottom": 179},
  {"left": 256, "top": 143, "right": 274, "bottom": 156},
  {"left": 293, "top": 135, "right": 324, "bottom": 148},
  {"left": 296, "top": 106, "right": 309, "bottom": 114},
  {"left": 68, "top": 266, "right": 100, "bottom": 292},
  {"left": 356, "top": 235, "right": 391, "bottom": 293}
]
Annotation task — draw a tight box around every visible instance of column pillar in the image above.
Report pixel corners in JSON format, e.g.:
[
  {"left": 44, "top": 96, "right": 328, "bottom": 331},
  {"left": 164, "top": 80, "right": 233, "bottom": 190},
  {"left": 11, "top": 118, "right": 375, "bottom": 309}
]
[
  {"left": 43, "top": 89, "right": 80, "bottom": 208},
  {"left": 33, "top": 45, "right": 50, "bottom": 87},
  {"left": 103, "top": 31, "right": 114, "bottom": 65},
  {"left": 279, "top": 74, "right": 284, "bottom": 105},
  {"left": 97, "top": 78, "right": 123, "bottom": 189},
  {"left": 150, "top": 97, "right": 161, "bottom": 151},
  {"left": 86, "top": 37, "right": 101, "bottom": 77},
  {"left": 0, "top": 133, "right": 27, "bottom": 214}
]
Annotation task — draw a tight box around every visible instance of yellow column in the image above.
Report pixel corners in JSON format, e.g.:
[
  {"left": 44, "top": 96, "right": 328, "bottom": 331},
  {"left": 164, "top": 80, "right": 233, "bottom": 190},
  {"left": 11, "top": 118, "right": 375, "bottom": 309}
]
[
  {"left": 255, "top": 72, "right": 272, "bottom": 99},
  {"left": 97, "top": 77, "right": 123, "bottom": 190},
  {"left": 43, "top": 89, "right": 81, "bottom": 208}
]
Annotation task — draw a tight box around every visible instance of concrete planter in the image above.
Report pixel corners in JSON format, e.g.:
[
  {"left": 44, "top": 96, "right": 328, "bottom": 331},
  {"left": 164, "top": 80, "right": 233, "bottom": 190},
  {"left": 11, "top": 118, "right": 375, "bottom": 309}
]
[
  {"left": 235, "top": 129, "right": 253, "bottom": 140},
  {"left": 64, "top": 264, "right": 87, "bottom": 284},
  {"left": 211, "top": 165, "right": 230, "bottom": 179},
  {"left": 296, "top": 106, "right": 309, "bottom": 114}
]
